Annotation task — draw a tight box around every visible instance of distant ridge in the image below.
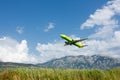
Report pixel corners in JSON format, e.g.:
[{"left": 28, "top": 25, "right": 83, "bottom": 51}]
[
  {"left": 38, "top": 55, "right": 120, "bottom": 69},
  {"left": 0, "top": 55, "right": 120, "bottom": 69},
  {"left": 0, "top": 62, "right": 37, "bottom": 68}
]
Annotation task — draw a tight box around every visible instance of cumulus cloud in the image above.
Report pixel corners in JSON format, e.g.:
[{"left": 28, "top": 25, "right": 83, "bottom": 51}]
[
  {"left": 81, "top": 0, "right": 120, "bottom": 39},
  {"left": 81, "top": 0, "right": 120, "bottom": 29},
  {"left": 36, "top": 31, "right": 120, "bottom": 63},
  {"left": 36, "top": 35, "right": 90, "bottom": 63},
  {"left": 36, "top": 0, "right": 120, "bottom": 63},
  {"left": 44, "top": 22, "right": 55, "bottom": 32},
  {"left": 36, "top": 41, "right": 87, "bottom": 63},
  {"left": 86, "top": 31, "right": 120, "bottom": 58},
  {"left": 80, "top": 0, "right": 120, "bottom": 57},
  {"left": 0, "top": 37, "right": 37, "bottom": 63},
  {"left": 16, "top": 26, "right": 24, "bottom": 34}
]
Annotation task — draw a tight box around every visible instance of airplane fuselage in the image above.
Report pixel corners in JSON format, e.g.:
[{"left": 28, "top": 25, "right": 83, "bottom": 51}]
[{"left": 60, "top": 34, "right": 88, "bottom": 48}]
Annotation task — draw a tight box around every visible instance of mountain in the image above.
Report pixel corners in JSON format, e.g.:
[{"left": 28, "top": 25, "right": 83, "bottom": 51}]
[
  {"left": 38, "top": 55, "right": 120, "bottom": 69},
  {"left": 0, "top": 62, "right": 37, "bottom": 69},
  {"left": 0, "top": 55, "right": 120, "bottom": 69}
]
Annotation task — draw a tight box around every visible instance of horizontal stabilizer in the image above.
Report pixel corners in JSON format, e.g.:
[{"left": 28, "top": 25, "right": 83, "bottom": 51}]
[{"left": 74, "top": 38, "right": 88, "bottom": 43}]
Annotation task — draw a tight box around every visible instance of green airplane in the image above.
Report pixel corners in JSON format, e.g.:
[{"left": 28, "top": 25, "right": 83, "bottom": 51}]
[{"left": 60, "top": 34, "right": 88, "bottom": 48}]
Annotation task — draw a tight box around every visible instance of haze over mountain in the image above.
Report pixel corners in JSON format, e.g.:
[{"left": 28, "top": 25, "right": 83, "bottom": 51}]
[
  {"left": 38, "top": 55, "right": 120, "bottom": 69},
  {"left": 1, "top": 55, "right": 119, "bottom": 70}
]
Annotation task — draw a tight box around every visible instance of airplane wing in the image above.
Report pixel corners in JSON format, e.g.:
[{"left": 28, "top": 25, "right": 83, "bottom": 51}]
[{"left": 73, "top": 38, "right": 88, "bottom": 43}]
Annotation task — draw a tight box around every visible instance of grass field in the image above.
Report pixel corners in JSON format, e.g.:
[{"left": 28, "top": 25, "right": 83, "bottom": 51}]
[{"left": 0, "top": 68, "right": 120, "bottom": 80}]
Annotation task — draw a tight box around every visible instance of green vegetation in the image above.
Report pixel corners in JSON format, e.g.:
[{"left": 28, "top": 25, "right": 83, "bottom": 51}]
[{"left": 0, "top": 68, "right": 120, "bottom": 80}]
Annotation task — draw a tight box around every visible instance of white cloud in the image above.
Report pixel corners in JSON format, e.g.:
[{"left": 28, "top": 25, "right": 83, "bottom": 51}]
[
  {"left": 36, "top": 41, "right": 85, "bottom": 63},
  {"left": 80, "top": 0, "right": 120, "bottom": 39},
  {"left": 36, "top": 31, "right": 120, "bottom": 63},
  {"left": 81, "top": 0, "right": 120, "bottom": 29},
  {"left": 0, "top": 37, "right": 38, "bottom": 63},
  {"left": 0, "top": 37, "right": 6, "bottom": 40},
  {"left": 44, "top": 22, "right": 55, "bottom": 32},
  {"left": 36, "top": 35, "right": 90, "bottom": 63},
  {"left": 16, "top": 26, "right": 24, "bottom": 34},
  {"left": 36, "top": 0, "right": 120, "bottom": 63},
  {"left": 79, "top": 0, "right": 120, "bottom": 57}
]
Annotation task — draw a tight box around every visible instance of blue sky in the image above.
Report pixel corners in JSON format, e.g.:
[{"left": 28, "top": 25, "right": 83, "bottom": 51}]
[
  {"left": 0, "top": 0, "right": 108, "bottom": 41},
  {"left": 0, "top": 0, "right": 120, "bottom": 63}
]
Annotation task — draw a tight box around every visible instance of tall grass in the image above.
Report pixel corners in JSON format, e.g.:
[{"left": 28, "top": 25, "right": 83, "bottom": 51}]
[{"left": 0, "top": 68, "right": 120, "bottom": 80}]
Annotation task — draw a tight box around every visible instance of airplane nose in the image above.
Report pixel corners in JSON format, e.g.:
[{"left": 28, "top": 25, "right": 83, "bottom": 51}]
[
  {"left": 60, "top": 34, "right": 65, "bottom": 39},
  {"left": 60, "top": 34, "right": 64, "bottom": 37}
]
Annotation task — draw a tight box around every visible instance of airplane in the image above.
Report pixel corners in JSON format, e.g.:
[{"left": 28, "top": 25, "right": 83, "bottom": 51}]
[{"left": 60, "top": 34, "right": 88, "bottom": 48}]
